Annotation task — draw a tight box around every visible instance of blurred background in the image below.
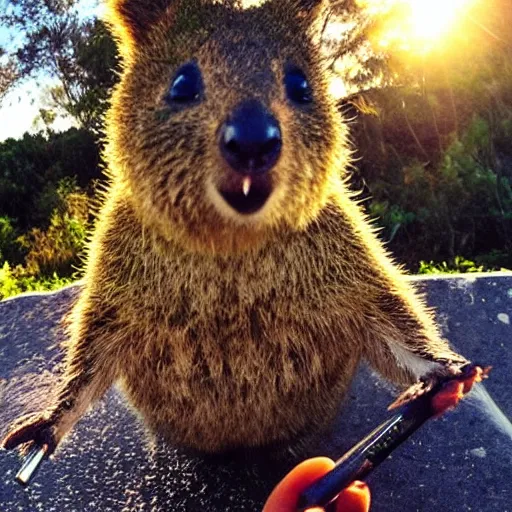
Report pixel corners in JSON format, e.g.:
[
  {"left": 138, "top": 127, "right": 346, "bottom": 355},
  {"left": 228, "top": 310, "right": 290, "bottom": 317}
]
[{"left": 0, "top": 0, "right": 510, "bottom": 299}]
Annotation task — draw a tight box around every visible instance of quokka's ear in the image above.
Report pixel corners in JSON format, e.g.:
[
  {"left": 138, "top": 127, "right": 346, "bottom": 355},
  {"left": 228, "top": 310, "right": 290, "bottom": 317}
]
[
  {"left": 270, "top": 0, "right": 328, "bottom": 33},
  {"left": 105, "top": 0, "right": 181, "bottom": 60}
]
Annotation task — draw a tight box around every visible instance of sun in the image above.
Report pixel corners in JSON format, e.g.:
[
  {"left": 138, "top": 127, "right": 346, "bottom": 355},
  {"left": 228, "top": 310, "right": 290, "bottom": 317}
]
[
  {"left": 359, "top": 0, "right": 475, "bottom": 52},
  {"left": 408, "top": 0, "right": 468, "bottom": 41}
]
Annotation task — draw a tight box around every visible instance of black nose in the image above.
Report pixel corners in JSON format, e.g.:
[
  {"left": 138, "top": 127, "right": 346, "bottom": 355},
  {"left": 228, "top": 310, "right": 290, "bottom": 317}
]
[{"left": 219, "top": 100, "right": 282, "bottom": 175}]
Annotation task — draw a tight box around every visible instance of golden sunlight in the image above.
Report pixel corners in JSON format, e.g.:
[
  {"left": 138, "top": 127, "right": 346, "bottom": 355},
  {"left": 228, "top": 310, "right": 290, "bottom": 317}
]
[
  {"left": 408, "top": 0, "right": 468, "bottom": 41},
  {"left": 359, "top": 0, "right": 475, "bottom": 52}
]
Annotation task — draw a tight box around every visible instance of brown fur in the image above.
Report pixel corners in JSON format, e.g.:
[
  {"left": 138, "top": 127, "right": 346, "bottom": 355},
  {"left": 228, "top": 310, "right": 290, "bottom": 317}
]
[{"left": 3, "top": 0, "right": 466, "bottom": 454}]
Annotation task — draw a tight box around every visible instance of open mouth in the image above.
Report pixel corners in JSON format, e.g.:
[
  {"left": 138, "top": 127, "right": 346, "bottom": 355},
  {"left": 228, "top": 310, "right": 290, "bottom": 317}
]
[{"left": 217, "top": 173, "right": 273, "bottom": 215}]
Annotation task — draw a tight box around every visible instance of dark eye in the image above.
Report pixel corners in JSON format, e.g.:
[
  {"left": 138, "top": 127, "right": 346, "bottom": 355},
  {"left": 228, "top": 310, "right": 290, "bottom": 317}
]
[
  {"left": 165, "top": 63, "right": 203, "bottom": 104},
  {"left": 285, "top": 68, "right": 313, "bottom": 104}
]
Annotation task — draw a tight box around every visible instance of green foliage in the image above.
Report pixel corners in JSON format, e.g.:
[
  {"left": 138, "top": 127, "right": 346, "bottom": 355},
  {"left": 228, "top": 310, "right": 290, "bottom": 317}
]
[
  {"left": 0, "top": 216, "right": 19, "bottom": 263},
  {"left": 0, "top": 262, "right": 73, "bottom": 300},
  {"left": 0, "top": 148, "right": 94, "bottom": 300},
  {"left": 18, "top": 177, "right": 91, "bottom": 276},
  {"left": 0, "top": 178, "right": 90, "bottom": 300},
  {"left": 0, "top": 128, "right": 102, "bottom": 233},
  {"left": 418, "top": 257, "right": 485, "bottom": 275}
]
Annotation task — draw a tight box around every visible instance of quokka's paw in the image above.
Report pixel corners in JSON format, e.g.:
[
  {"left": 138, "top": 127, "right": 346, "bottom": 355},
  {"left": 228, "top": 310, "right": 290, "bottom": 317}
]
[
  {"left": 388, "top": 361, "right": 481, "bottom": 411},
  {"left": 1, "top": 412, "right": 59, "bottom": 456}
]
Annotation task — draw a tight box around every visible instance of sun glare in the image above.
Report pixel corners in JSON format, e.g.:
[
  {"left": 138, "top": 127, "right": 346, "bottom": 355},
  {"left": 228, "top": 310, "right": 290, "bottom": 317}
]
[
  {"left": 408, "top": 0, "right": 468, "bottom": 41},
  {"left": 359, "top": 0, "right": 474, "bottom": 53}
]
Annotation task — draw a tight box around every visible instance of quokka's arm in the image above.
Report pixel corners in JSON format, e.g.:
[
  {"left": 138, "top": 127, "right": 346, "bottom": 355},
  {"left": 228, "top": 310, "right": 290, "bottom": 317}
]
[
  {"left": 361, "top": 278, "right": 468, "bottom": 387},
  {"left": 2, "top": 294, "right": 120, "bottom": 455},
  {"left": 328, "top": 189, "right": 469, "bottom": 387},
  {"left": 2, "top": 194, "right": 139, "bottom": 456}
]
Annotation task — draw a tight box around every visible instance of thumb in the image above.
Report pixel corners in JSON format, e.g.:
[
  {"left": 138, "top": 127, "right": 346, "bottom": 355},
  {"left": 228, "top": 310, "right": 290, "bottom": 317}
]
[
  {"left": 263, "top": 457, "right": 335, "bottom": 512},
  {"left": 336, "top": 481, "right": 371, "bottom": 512}
]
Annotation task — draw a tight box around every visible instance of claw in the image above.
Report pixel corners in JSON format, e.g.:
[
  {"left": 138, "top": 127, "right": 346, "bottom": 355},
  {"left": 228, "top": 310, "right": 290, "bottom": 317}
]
[{"left": 2, "top": 413, "right": 58, "bottom": 456}]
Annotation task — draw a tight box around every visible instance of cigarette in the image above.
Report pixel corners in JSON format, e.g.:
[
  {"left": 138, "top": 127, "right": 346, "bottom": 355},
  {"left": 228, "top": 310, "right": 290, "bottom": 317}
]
[{"left": 16, "top": 445, "right": 48, "bottom": 486}]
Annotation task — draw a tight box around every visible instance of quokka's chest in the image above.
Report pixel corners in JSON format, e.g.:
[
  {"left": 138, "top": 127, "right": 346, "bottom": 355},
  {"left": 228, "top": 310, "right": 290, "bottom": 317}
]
[
  {"left": 111, "top": 235, "right": 368, "bottom": 449},
  {"left": 117, "top": 285, "right": 364, "bottom": 451},
  {"left": 119, "top": 273, "right": 364, "bottom": 393}
]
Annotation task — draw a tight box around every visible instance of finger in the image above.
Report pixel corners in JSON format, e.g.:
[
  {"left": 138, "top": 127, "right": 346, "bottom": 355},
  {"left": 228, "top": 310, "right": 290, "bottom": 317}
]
[
  {"left": 461, "top": 365, "right": 487, "bottom": 394},
  {"left": 431, "top": 381, "right": 465, "bottom": 416},
  {"left": 263, "top": 457, "right": 335, "bottom": 512},
  {"left": 335, "top": 481, "right": 371, "bottom": 512}
]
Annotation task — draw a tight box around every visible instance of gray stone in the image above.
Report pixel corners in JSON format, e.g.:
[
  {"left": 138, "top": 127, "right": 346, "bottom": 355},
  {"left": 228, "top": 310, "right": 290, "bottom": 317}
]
[{"left": 0, "top": 274, "right": 511, "bottom": 511}]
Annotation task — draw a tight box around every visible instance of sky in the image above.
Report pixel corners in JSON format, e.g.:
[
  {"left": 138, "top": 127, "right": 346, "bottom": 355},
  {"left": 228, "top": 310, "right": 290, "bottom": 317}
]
[
  {"left": 0, "top": 78, "right": 76, "bottom": 142},
  {"left": 0, "top": 0, "right": 102, "bottom": 142}
]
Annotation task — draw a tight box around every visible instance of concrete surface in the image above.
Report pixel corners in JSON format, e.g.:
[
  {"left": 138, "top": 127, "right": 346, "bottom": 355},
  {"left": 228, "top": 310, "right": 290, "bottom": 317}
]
[{"left": 0, "top": 274, "right": 511, "bottom": 511}]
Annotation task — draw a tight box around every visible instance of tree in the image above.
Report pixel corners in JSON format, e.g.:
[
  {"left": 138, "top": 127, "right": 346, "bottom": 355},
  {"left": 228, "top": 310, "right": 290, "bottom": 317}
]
[
  {"left": 346, "top": 0, "right": 512, "bottom": 269},
  {"left": 0, "top": 0, "right": 120, "bottom": 133},
  {"left": 0, "top": 128, "right": 102, "bottom": 231},
  {"left": 43, "top": 18, "right": 120, "bottom": 133}
]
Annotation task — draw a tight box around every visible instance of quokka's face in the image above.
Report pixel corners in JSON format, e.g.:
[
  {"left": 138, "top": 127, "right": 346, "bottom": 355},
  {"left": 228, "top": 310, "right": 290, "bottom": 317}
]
[{"left": 107, "top": 0, "right": 349, "bottom": 254}]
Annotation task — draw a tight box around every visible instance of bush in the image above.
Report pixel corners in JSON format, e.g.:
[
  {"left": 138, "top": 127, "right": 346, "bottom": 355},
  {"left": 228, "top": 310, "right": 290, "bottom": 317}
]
[
  {"left": 354, "top": 95, "right": 512, "bottom": 271},
  {"left": 0, "top": 128, "right": 103, "bottom": 233},
  {"left": 418, "top": 257, "right": 485, "bottom": 275},
  {"left": 0, "top": 216, "right": 19, "bottom": 264},
  {"left": 0, "top": 262, "right": 73, "bottom": 300},
  {"left": 0, "top": 177, "right": 91, "bottom": 300},
  {"left": 17, "top": 178, "right": 91, "bottom": 277}
]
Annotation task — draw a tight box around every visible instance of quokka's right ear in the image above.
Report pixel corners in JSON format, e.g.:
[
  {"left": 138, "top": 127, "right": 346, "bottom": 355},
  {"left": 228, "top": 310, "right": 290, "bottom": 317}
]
[
  {"left": 271, "top": 0, "right": 328, "bottom": 33},
  {"left": 289, "top": 0, "right": 328, "bottom": 24},
  {"left": 105, "top": 0, "right": 181, "bottom": 61}
]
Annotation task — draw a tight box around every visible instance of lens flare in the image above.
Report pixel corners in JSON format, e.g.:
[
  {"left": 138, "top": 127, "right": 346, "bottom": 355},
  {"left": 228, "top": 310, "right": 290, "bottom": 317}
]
[
  {"left": 408, "top": 0, "right": 468, "bottom": 41},
  {"left": 359, "top": 0, "right": 475, "bottom": 53}
]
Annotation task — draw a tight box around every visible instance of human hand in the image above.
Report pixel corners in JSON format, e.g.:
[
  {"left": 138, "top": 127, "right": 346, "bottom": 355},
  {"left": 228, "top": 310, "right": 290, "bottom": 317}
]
[{"left": 263, "top": 457, "right": 371, "bottom": 512}]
